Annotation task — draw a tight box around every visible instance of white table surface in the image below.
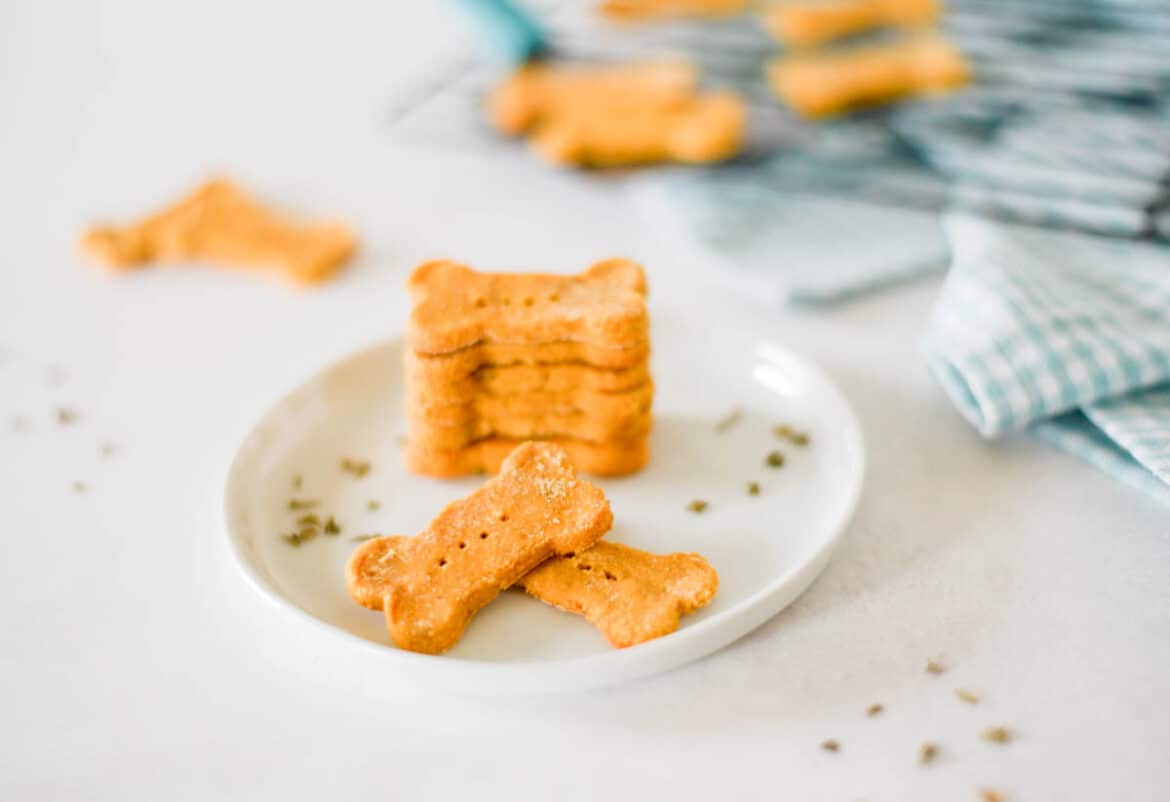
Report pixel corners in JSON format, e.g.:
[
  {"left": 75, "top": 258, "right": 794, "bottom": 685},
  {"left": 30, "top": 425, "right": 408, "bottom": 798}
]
[{"left": 2, "top": 3, "right": 1168, "bottom": 800}]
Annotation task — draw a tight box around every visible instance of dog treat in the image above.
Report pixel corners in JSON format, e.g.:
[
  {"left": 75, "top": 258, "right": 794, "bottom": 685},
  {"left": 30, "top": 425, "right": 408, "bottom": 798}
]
[
  {"left": 488, "top": 60, "right": 696, "bottom": 136},
  {"left": 763, "top": 0, "right": 939, "bottom": 48},
  {"left": 408, "top": 258, "right": 648, "bottom": 355},
  {"left": 81, "top": 178, "right": 356, "bottom": 284},
  {"left": 408, "top": 360, "right": 652, "bottom": 399},
  {"left": 405, "top": 435, "right": 650, "bottom": 478},
  {"left": 600, "top": 0, "right": 748, "bottom": 20},
  {"left": 768, "top": 35, "right": 969, "bottom": 118},
  {"left": 410, "top": 407, "right": 653, "bottom": 451},
  {"left": 408, "top": 342, "right": 651, "bottom": 381},
  {"left": 349, "top": 538, "right": 718, "bottom": 648},
  {"left": 350, "top": 442, "right": 613, "bottom": 654},
  {"left": 520, "top": 541, "right": 718, "bottom": 647},
  {"left": 410, "top": 380, "right": 655, "bottom": 425},
  {"left": 532, "top": 92, "right": 746, "bottom": 167}
]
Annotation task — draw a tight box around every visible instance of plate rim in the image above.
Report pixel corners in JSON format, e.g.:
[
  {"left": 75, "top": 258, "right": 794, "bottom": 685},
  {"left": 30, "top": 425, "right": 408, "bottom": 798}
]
[{"left": 222, "top": 335, "right": 865, "bottom": 694}]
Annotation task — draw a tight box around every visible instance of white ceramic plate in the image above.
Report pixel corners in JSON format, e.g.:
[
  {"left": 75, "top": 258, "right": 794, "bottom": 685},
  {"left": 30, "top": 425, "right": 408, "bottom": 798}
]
[{"left": 224, "top": 311, "right": 865, "bottom": 695}]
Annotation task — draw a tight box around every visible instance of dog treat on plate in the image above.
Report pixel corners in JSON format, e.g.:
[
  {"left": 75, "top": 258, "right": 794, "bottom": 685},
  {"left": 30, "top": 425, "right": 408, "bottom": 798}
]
[
  {"left": 405, "top": 258, "right": 652, "bottom": 478},
  {"left": 351, "top": 442, "right": 612, "bottom": 654},
  {"left": 407, "top": 361, "right": 652, "bottom": 400},
  {"left": 762, "top": 0, "right": 939, "bottom": 48},
  {"left": 81, "top": 178, "right": 356, "bottom": 285},
  {"left": 407, "top": 258, "right": 648, "bottom": 355},
  {"left": 767, "top": 35, "right": 968, "bottom": 118},
  {"left": 519, "top": 541, "right": 718, "bottom": 647},
  {"left": 488, "top": 60, "right": 697, "bottom": 136},
  {"left": 531, "top": 92, "right": 746, "bottom": 168},
  {"left": 410, "top": 380, "right": 655, "bottom": 425},
  {"left": 599, "top": 0, "right": 748, "bottom": 20},
  {"left": 404, "top": 435, "right": 651, "bottom": 478},
  {"left": 350, "top": 538, "right": 717, "bottom": 648}
]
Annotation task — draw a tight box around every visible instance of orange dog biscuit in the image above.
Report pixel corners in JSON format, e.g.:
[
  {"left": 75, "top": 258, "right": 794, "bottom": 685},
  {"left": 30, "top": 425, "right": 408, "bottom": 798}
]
[
  {"left": 352, "top": 442, "right": 612, "bottom": 654},
  {"left": 81, "top": 178, "right": 355, "bottom": 285},
  {"left": 532, "top": 92, "right": 746, "bottom": 168},
  {"left": 409, "top": 380, "right": 655, "bottom": 426},
  {"left": 350, "top": 538, "right": 717, "bottom": 648},
  {"left": 768, "top": 35, "right": 969, "bottom": 118},
  {"left": 519, "top": 541, "right": 718, "bottom": 647},
  {"left": 763, "top": 0, "right": 939, "bottom": 48},
  {"left": 600, "top": 0, "right": 748, "bottom": 20},
  {"left": 407, "top": 258, "right": 648, "bottom": 356},
  {"left": 488, "top": 61, "right": 697, "bottom": 136},
  {"left": 408, "top": 341, "right": 651, "bottom": 380},
  {"left": 409, "top": 407, "right": 653, "bottom": 451},
  {"left": 408, "top": 360, "right": 652, "bottom": 400},
  {"left": 404, "top": 435, "right": 650, "bottom": 478}
]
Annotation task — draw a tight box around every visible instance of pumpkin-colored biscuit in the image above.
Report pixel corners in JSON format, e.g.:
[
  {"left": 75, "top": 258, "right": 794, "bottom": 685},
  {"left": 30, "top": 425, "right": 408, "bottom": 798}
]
[
  {"left": 404, "top": 434, "right": 650, "bottom": 478},
  {"left": 409, "top": 341, "right": 651, "bottom": 379},
  {"left": 350, "top": 538, "right": 717, "bottom": 648},
  {"left": 600, "top": 0, "right": 748, "bottom": 20},
  {"left": 81, "top": 178, "right": 355, "bottom": 285},
  {"left": 762, "top": 0, "right": 939, "bottom": 48},
  {"left": 409, "top": 379, "right": 655, "bottom": 426},
  {"left": 532, "top": 92, "right": 746, "bottom": 168},
  {"left": 348, "top": 442, "right": 612, "bottom": 654},
  {"left": 407, "top": 258, "right": 648, "bottom": 356},
  {"left": 488, "top": 60, "right": 696, "bottom": 136},
  {"left": 407, "top": 359, "right": 652, "bottom": 399},
  {"left": 768, "top": 34, "right": 969, "bottom": 118},
  {"left": 409, "top": 407, "right": 653, "bottom": 451}
]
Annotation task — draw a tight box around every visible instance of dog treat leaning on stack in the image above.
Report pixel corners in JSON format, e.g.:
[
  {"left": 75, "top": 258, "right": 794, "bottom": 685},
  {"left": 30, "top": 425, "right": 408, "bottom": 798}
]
[{"left": 405, "top": 258, "right": 653, "bottom": 477}]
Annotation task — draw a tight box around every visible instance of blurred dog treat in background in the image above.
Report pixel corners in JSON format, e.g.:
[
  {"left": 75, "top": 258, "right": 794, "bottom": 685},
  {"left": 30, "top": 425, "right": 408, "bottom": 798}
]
[
  {"left": 763, "top": 0, "right": 938, "bottom": 48},
  {"left": 768, "top": 34, "right": 968, "bottom": 117},
  {"left": 488, "top": 60, "right": 746, "bottom": 166},
  {"left": 599, "top": 0, "right": 749, "bottom": 21}
]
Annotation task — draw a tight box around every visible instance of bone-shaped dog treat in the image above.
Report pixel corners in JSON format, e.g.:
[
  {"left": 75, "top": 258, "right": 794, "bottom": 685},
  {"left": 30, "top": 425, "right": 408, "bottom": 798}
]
[
  {"left": 350, "top": 538, "right": 717, "bottom": 648},
  {"left": 407, "top": 360, "right": 653, "bottom": 400},
  {"left": 351, "top": 442, "right": 612, "bottom": 654},
  {"left": 488, "top": 60, "right": 697, "bottom": 136},
  {"left": 767, "top": 35, "right": 968, "bottom": 119},
  {"left": 763, "top": 0, "right": 939, "bottom": 48},
  {"left": 599, "top": 0, "right": 748, "bottom": 21},
  {"left": 405, "top": 434, "right": 650, "bottom": 478},
  {"left": 408, "top": 341, "right": 651, "bottom": 380},
  {"left": 409, "top": 403, "right": 653, "bottom": 451},
  {"left": 407, "top": 258, "right": 648, "bottom": 356},
  {"left": 81, "top": 178, "right": 356, "bottom": 285},
  {"left": 411, "top": 379, "right": 654, "bottom": 425},
  {"left": 531, "top": 92, "right": 746, "bottom": 168}
]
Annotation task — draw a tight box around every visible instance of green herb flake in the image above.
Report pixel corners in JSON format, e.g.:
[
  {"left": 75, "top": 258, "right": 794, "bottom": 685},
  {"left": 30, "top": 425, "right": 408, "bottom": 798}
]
[
  {"left": 99, "top": 442, "right": 118, "bottom": 458},
  {"left": 55, "top": 407, "right": 79, "bottom": 426},
  {"left": 747, "top": 481, "right": 760, "bottom": 496},
  {"left": 926, "top": 659, "right": 945, "bottom": 675},
  {"left": 292, "top": 474, "right": 303, "bottom": 490},
  {"left": 71, "top": 480, "right": 87, "bottom": 494},
  {"left": 714, "top": 408, "right": 742, "bottom": 434},
  {"left": 367, "top": 500, "right": 382, "bottom": 511},
  {"left": 982, "top": 726, "right": 1012, "bottom": 744},
  {"left": 918, "top": 743, "right": 938, "bottom": 765},
  {"left": 820, "top": 739, "right": 839, "bottom": 753},
  {"left": 341, "top": 458, "right": 372, "bottom": 478},
  {"left": 288, "top": 499, "right": 320, "bottom": 511},
  {"left": 765, "top": 450, "right": 785, "bottom": 468},
  {"left": 686, "top": 500, "right": 709, "bottom": 513},
  {"left": 296, "top": 513, "right": 321, "bottom": 527},
  {"left": 350, "top": 534, "right": 379, "bottom": 543},
  {"left": 773, "top": 424, "right": 810, "bottom": 446},
  {"left": 956, "top": 688, "right": 980, "bottom": 704},
  {"left": 323, "top": 516, "right": 341, "bottom": 535},
  {"left": 866, "top": 703, "right": 884, "bottom": 717}
]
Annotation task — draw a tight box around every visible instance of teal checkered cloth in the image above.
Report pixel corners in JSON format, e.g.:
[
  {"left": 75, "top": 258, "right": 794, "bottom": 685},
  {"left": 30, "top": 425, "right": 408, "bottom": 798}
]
[{"left": 925, "top": 214, "right": 1170, "bottom": 504}]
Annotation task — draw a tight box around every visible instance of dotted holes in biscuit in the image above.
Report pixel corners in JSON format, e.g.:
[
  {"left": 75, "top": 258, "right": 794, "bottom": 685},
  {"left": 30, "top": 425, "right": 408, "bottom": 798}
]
[
  {"left": 474, "top": 298, "right": 487, "bottom": 309},
  {"left": 479, "top": 532, "right": 489, "bottom": 540},
  {"left": 604, "top": 571, "right": 617, "bottom": 582},
  {"left": 577, "top": 563, "right": 591, "bottom": 572},
  {"left": 438, "top": 558, "right": 447, "bottom": 568},
  {"left": 499, "top": 513, "right": 509, "bottom": 522},
  {"left": 458, "top": 541, "right": 467, "bottom": 549}
]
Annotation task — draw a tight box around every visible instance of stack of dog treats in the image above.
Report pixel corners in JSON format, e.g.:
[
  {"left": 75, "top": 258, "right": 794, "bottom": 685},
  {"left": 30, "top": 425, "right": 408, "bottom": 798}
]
[{"left": 404, "top": 258, "right": 654, "bottom": 477}]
